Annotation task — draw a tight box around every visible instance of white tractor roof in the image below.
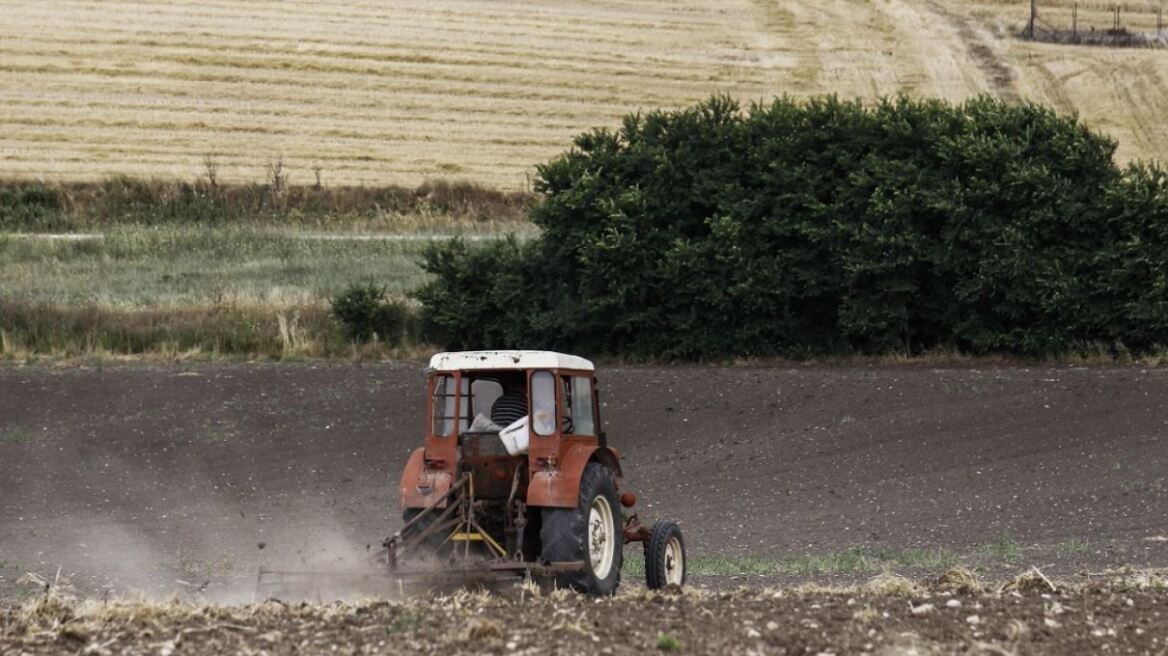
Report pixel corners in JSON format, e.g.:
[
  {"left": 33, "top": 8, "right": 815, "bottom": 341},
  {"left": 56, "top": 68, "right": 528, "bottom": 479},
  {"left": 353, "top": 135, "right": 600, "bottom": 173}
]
[{"left": 428, "top": 350, "right": 595, "bottom": 372}]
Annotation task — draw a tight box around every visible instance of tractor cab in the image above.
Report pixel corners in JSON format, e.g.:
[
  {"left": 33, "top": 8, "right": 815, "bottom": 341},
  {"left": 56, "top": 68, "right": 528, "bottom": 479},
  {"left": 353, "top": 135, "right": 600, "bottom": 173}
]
[{"left": 404, "top": 350, "right": 609, "bottom": 507}]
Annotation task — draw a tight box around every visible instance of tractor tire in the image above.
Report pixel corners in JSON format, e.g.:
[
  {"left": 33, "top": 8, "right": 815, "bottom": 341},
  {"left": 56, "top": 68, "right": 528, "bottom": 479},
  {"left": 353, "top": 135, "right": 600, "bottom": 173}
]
[
  {"left": 539, "top": 462, "right": 623, "bottom": 595},
  {"left": 644, "top": 520, "right": 686, "bottom": 590}
]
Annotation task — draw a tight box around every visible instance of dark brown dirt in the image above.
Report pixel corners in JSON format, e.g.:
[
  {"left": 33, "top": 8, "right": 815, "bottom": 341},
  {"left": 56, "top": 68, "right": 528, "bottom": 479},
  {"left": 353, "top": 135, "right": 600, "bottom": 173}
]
[{"left": 1, "top": 362, "right": 1166, "bottom": 601}]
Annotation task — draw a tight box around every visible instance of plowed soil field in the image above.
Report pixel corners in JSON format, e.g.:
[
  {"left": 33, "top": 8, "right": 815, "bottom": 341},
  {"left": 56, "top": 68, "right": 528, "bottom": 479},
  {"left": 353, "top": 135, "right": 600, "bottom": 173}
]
[
  {"left": 2, "top": 362, "right": 1167, "bottom": 653},
  {"left": 1, "top": 362, "right": 1165, "bottom": 600}
]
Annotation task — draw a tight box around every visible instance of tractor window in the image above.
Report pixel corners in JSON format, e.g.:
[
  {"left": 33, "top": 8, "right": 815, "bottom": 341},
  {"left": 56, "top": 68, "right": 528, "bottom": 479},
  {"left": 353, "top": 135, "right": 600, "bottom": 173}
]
[
  {"left": 470, "top": 379, "right": 503, "bottom": 419},
  {"left": 431, "top": 375, "right": 458, "bottom": 436},
  {"left": 562, "top": 376, "right": 595, "bottom": 435},
  {"left": 531, "top": 371, "right": 556, "bottom": 436}
]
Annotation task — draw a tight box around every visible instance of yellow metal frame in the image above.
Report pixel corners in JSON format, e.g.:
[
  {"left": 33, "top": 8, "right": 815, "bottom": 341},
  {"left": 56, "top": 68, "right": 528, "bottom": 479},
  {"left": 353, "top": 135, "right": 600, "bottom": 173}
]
[{"left": 445, "top": 472, "right": 507, "bottom": 558}]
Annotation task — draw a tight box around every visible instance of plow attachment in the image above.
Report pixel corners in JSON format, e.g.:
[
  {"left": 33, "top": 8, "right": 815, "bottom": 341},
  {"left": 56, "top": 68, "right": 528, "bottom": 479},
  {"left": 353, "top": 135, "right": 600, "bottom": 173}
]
[
  {"left": 253, "top": 561, "right": 585, "bottom": 601},
  {"left": 254, "top": 472, "right": 585, "bottom": 600}
]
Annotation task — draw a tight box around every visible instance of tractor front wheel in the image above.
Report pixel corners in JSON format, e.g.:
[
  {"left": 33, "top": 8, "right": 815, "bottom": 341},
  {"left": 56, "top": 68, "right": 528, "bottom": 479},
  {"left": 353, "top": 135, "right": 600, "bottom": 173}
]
[
  {"left": 540, "top": 462, "right": 623, "bottom": 595},
  {"left": 644, "top": 520, "right": 686, "bottom": 590}
]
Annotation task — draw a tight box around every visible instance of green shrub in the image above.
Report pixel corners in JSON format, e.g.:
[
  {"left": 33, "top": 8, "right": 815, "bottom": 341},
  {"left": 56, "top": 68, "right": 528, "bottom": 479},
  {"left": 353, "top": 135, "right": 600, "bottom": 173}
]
[
  {"left": 0, "top": 184, "right": 68, "bottom": 231},
  {"left": 331, "top": 282, "right": 412, "bottom": 345},
  {"left": 416, "top": 236, "right": 584, "bottom": 351},
  {"left": 656, "top": 634, "right": 684, "bottom": 651},
  {"left": 417, "top": 94, "right": 1168, "bottom": 358}
]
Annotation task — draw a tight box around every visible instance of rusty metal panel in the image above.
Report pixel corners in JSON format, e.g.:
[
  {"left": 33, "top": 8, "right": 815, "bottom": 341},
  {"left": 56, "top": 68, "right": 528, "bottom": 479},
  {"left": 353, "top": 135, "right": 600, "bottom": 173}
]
[
  {"left": 527, "top": 441, "right": 600, "bottom": 508},
  {"left": 400, "top": 447, "right": 454, "bottom": 508}
]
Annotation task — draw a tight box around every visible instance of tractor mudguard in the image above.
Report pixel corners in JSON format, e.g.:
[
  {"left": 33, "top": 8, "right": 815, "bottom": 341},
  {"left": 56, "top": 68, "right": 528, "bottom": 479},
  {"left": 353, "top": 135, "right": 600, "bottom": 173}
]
[
  {"left": 527, "top": 443, "right": 623, "bottom": 508},
  {"left": 400, "top": 447, "right": 453, "bottom": 509}
]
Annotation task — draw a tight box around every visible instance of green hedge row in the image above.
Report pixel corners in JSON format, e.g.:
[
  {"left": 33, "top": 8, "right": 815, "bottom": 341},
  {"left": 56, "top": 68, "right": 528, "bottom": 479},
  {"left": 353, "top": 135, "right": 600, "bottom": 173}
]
[
  {"left": 0, "top": 177, "right": 529, "bottom": 231},
  {"left": 418, "top": 95, "right": 1168, "bottom": 358}
]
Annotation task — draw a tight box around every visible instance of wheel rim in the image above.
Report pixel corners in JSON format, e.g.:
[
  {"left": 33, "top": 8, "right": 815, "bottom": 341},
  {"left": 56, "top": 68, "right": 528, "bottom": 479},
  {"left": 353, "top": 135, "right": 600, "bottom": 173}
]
[
  {"left": 587, "top": 496, "right": 615, "bottom": 579},
  {"left": 664, "top": 536, "right": 684, "bottom": 585}
]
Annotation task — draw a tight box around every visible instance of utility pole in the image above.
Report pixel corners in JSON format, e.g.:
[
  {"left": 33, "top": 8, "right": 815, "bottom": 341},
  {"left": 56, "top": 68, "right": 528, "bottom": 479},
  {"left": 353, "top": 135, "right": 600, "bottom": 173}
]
[
  {"left": 1073, "top": 3, "right": 1078, "bottom": 42},
  {"left": 1026, "top": 0, "right": 1037, "bottom": 39}
]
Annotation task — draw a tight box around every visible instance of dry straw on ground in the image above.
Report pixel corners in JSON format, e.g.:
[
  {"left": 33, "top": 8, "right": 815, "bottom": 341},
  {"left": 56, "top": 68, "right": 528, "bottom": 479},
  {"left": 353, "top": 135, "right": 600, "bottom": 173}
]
[
  {"left": 4, "top": 568, "right": 1168, "bottom": 655},
  {"left": 935, "top": 566, "right": 983, "bottom": 595},
  {"left": 1001, "top": 567, "right": 1059, "bottom": 594}
]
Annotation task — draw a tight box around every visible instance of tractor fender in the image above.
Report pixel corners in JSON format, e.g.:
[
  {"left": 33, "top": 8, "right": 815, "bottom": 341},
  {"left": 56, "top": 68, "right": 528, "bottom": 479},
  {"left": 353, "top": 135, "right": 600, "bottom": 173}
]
[
  {"left": 399, "top": 447, "right": 453, "bottom": 509},
  {"left": 527, "top": 443, "right": 623, "bottom": 508}
]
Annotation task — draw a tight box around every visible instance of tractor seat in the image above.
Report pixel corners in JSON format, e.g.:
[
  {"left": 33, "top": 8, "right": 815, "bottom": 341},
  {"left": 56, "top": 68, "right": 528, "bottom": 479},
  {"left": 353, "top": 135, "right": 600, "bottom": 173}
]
[{"left": 490, "top": 392, "right": 528, "bottom": 427}]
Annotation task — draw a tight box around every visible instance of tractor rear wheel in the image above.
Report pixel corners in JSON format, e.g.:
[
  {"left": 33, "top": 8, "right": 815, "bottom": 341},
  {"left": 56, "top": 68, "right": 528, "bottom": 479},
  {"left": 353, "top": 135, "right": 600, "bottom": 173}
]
[
  {"left": 644, "top": 520, "right": 686, "bottom": 590},
  {"left": 539, "top": 462, "right": 623, "bottom": 595}
]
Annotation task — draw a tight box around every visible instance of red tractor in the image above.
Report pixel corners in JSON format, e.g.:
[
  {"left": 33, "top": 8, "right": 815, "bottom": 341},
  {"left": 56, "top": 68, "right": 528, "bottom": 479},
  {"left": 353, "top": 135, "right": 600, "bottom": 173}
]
[{"left": 387, "top": 350, "right": 686, "bottom": 595}]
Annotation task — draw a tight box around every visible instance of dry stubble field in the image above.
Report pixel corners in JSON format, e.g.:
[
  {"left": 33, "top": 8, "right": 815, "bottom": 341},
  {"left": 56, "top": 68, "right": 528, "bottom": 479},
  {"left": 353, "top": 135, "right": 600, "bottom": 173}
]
[{"left": 1, "top": 0, "right": 1166, "bottom": 189}]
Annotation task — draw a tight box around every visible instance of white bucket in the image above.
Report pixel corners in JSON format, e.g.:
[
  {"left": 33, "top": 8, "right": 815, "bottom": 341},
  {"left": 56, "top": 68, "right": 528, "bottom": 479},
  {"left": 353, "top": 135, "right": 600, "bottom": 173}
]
[{"left": 499, "top": 416, "right": 530, "bottom": 456}]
